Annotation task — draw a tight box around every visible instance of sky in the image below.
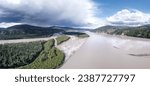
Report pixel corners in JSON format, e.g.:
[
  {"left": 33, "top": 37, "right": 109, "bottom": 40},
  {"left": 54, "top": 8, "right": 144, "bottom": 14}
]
[{"left": 0, "top": 0, "right": 150, "bottom": 28}]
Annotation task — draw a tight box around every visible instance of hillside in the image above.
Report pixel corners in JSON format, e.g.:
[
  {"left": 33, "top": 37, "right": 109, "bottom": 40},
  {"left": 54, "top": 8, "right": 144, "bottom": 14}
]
[
  {"left": 94, "top": 25, "right": 150, "bottom": 38},
  {"left": 0, "top": 24, "right": 65, "bottom": 40}
]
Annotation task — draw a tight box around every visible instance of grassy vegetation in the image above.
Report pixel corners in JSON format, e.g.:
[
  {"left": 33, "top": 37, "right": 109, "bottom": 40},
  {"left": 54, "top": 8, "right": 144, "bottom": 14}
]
[
  {"left": 64, "top": 32, "right": 89, "bottom": 38},
  {"left": 20, "top": 39, "right": 65, "bottom": 69},
  {"left": 0, "top": 41, "right": 43, "bottom": 68},
  {"left": 56, "top": 35, "right": 70, "bottom": 45}
]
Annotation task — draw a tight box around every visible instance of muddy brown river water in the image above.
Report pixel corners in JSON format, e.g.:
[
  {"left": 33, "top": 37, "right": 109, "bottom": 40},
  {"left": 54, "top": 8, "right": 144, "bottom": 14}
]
[{"left": 61, "top": 32, "right": 150, "bottom": 69}]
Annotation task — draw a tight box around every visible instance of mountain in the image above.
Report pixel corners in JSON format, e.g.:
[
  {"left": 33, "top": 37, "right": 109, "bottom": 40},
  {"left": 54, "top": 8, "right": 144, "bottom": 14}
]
[
  {"left": 50, "top": 26, "right": 90, "bottom": 31},
  {"left": 50, "top": 26, "right": 75, "bottom": 30},
  {"left": 0, "top": 28, "right": 5, "bottom": 30},
  {"left": 0, "top": 24, "right": 65, "bottom": 40},
  {"left": 94, "top": 25, "right": 150, "bottom": 38}
]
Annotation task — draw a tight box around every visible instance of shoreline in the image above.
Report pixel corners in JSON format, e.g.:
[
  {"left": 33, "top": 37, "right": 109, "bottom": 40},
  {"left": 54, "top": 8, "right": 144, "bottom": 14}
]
[
  {"left": 57, "top": 36, "right": 88, "bottom": 61},
  {"left": 0, "top": 36, "right": 56, "bottom": 44}
]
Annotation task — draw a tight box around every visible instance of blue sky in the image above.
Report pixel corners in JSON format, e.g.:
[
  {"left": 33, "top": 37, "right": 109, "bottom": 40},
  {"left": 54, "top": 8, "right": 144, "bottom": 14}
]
[
  {"left": 94, "top": 0, "right": 150, "bottom": 17},
  {"left": 0, "top": 0, "right": 150, "bottom": 28}
]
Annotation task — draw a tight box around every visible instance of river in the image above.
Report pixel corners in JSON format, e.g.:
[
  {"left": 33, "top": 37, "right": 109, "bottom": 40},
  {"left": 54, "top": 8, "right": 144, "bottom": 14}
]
[{"left": 61, "top": 32, "right": 150, "bottom": 69}]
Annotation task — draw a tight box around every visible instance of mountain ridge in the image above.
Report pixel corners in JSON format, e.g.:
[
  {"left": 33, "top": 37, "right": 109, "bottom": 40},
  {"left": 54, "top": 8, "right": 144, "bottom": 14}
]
[
  {"left": 0, "top": 24, "right": 66, "bottom": 40},
  {"left": 94, "top": 25, "right": 150, "bottom": 38}
]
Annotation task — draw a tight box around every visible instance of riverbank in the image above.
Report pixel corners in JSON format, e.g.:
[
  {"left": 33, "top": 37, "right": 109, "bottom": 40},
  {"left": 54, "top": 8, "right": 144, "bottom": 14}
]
[
  {"left": 57, "top": 36, "right": 88, "bottom": 61},
  {"left": 0, "top": 36, "right": 55, "bottom": 44}
]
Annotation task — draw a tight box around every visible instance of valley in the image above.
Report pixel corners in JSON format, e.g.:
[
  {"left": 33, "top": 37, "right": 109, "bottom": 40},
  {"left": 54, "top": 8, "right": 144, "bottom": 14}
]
[{"left": 0, "top": 24, "right": 150, "bottom": 69}]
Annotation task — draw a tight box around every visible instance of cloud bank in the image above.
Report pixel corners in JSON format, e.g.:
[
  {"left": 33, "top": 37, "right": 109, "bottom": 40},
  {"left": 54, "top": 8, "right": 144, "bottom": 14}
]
[
  {"left": 0, "top": 22, "right": 21, "bottom": 28},
  {"left": 107, "top": 9, "right": 150, "bottom": 26},
  {"left": 1, "top": 0, "right": 150, "bottom": 28},
  {"left": 0, "top": 0, "right": 101, "bottom": 27}
]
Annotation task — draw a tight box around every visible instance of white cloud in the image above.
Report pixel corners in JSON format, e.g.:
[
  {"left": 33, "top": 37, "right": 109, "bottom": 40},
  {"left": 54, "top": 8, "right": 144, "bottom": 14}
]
[
  {"left": 0, "top": 22, "right": 21, "bottom": 28},
  {"left": 0, "top": 0, "right": 102, "bottom": 27},
  {"left": 107, "top": 9, "right": 150, "bottom": 26}
]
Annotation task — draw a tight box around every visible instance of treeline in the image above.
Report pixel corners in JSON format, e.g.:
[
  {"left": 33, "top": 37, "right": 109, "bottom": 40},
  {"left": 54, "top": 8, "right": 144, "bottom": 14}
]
[
  {"left": 124, "top": 29, "right": 150, "bottom": 38},
  {"left": 0, "top": 41, "right": 43, "bottom": 68},
  {"left": 64, "top": 32, "right": 89, "bottom": 38}
]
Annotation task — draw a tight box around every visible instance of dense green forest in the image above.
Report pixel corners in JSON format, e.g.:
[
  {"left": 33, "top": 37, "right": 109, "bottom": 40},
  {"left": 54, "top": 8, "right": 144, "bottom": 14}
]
[
  {"left": 0, "top": 41, "right": 43, "bottom": 68},
  {"left": 94, "top": 25, "right": 150, "bottom": 39},
  {"left": 0, "top": 36, "right": 71, "bottom": 69},
  {"left": 123, "top": 28, "right": 150, "bottom": 38},
  {"left": 21, "top": 39, "right": 65, "bottom": 69}
]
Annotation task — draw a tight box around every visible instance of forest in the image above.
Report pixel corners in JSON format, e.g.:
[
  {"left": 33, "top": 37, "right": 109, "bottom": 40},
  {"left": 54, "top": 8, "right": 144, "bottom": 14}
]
[
  {"left": 0, "top": 35, "right": 71, "bottom": 69},
  {"left": 124, "top": 28, "right": 150, "bottom": 38},
  {"left": 0, "top": 41, "right": 43, "bottom": 68},
  {"left": 21, "top": 39, "right": 65, "bottom": 69}
]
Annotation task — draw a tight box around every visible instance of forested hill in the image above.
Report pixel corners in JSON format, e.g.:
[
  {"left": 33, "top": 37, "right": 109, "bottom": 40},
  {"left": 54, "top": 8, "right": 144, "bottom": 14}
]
[
  {"left": 0, "top": 24, "right": 65, "bottom": 40},
  {"left": 94, "top": 25, "right": 150, "bottom": 39},
  {"left": 0, "top": 28, "right": 4, "bottom": 30}
]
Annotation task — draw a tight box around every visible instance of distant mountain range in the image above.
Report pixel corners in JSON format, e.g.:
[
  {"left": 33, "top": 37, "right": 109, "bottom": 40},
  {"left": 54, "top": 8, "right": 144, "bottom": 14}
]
[
  {"left": 1, "top": 24, "right": 150, "bottom": 40},
  {"left": 0, "top": 24, "right": 74, "bottom": 40},
  {"left": 94, "top": 25, "right": 150, "bottom": 39}
]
